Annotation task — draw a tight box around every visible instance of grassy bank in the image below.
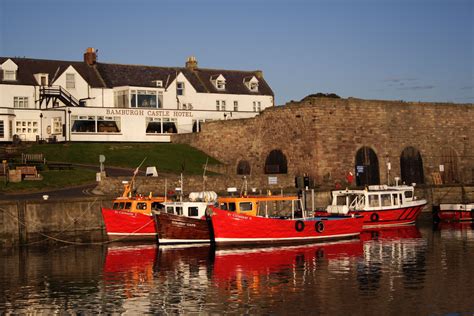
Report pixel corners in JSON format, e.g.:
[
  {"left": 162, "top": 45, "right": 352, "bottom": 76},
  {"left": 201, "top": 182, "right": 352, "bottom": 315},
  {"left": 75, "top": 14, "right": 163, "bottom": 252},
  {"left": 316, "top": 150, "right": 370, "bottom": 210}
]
[{"left": 1, "top": 142, "right": 221, "bottom": 192}]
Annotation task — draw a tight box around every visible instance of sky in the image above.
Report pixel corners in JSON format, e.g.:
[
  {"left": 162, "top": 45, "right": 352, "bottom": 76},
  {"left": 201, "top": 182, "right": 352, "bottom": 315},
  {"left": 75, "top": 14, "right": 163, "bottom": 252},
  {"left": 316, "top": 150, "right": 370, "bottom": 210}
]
[{"left": 0, "top": 0, "right": 472, "bottom": 105}]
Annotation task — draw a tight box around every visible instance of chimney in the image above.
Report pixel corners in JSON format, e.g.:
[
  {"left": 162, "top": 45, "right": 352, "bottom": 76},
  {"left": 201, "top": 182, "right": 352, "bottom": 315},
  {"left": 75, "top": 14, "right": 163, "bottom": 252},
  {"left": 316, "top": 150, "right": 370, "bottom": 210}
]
[
  {"left": 84, "top": 47, "right": 97, "bottom": 65},
  {"left": 255, "top": 70, "right": 263, "bottom": 79},
  {"left": 185, "top": 56, "right": 198, "bottom": 70}
]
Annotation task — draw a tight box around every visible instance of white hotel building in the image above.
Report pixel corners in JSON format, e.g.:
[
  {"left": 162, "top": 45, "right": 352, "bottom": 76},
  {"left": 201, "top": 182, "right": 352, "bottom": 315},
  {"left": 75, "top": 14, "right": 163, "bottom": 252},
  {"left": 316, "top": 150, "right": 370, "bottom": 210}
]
[{"left": 0, "top": 48, "right": 274, "bottom": 143}]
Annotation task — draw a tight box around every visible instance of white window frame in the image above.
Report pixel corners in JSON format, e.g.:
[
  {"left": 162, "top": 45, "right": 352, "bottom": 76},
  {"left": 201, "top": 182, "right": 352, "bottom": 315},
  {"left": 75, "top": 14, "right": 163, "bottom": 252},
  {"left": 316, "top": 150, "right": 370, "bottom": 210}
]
[
  {"left": 3, "top": 70, "right": 16, "bottom": 81},
  {"left": 13, "top": 97, "right": 29, "bottom": 108},
  {"left": 177, "top": 82, "right": 185, "bottom": 96},
  {"left": 66, "top": 73, "right": 75, "bottom": 89},
  {"left": 233, "top": 101, "right": 238, "bottom": 112}
]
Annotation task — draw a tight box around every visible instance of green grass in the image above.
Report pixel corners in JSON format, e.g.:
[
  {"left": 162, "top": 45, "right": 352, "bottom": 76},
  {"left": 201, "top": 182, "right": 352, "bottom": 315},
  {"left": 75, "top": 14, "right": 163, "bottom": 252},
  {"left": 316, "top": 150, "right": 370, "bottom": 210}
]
[
  {"left": 1, "top": 142, "right": 221, "bottom": 193},
  {"left": 0, "top": 167, "right": 97, "bottom": 193},
  {"left": 24, "top": 142, "right": 220, "bottom": 174}
]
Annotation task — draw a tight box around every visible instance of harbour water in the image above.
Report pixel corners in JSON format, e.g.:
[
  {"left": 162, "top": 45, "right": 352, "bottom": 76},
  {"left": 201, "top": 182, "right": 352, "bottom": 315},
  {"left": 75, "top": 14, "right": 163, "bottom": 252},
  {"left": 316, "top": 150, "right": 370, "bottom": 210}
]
[{"left": 1, "top": 213, "right": 474, "bottom": 315}]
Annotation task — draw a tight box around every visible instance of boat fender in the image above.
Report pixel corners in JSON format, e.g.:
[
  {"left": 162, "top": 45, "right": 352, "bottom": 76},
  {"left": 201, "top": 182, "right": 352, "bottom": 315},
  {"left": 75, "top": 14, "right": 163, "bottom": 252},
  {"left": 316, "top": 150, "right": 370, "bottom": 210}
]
[
  {"left": 370, "top": 213, "right": 379, "bottom": 222},
  {"left": 315, "top": 221, "right": 325, "bottom": 233},
  {"left": 295, "top": 220, "right": 305, "bottom": 232}
]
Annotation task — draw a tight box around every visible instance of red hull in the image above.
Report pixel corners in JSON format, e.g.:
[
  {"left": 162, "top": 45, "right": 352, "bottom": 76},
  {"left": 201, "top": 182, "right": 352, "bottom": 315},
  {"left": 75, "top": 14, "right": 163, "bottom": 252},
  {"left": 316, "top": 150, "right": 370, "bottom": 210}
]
[
  {"left": 101, "top": 207, "right": 157, "bottom": 241},
  {"left": 315, "top": 205, "right": 425, "bottom": 229},
  {"left": 208, "top": 207, "right": 364, "bottom": 246},
  {"left": 438, "top": 204, "right": 474, "bottom": 222}
]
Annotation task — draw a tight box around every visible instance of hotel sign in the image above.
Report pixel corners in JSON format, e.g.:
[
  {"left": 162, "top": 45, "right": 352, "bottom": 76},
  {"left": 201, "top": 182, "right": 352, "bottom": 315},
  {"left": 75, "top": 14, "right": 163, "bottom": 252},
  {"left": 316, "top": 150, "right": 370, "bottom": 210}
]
[{"left": 105, "top": 109, "right": 193, "bottom": 118}]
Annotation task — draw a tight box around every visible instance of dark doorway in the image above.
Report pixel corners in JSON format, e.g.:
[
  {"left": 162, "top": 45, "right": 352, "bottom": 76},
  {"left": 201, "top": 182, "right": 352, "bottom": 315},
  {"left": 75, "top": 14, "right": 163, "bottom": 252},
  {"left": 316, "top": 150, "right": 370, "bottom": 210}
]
[
  {"left": 440, "top": 147, "right": 459, "bottom": 184},
  {"left": 400, "top": 147, "right": 425, "bottom": 184},
  {"left": 237, "top": 160, "right": 251, "bottom": 175},
  {"left": 355, "top": 147, "right": 380, "bottom": 186},
  {"left": 264, "top": 150, "right": 288, "bottom": 174}
]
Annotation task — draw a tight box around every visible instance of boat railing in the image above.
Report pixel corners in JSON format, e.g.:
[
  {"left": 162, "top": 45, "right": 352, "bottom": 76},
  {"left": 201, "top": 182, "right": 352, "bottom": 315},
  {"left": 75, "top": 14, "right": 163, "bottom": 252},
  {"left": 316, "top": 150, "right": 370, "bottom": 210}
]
[{"left": 349, "top": 195, "right": 365, "bottom": 210}]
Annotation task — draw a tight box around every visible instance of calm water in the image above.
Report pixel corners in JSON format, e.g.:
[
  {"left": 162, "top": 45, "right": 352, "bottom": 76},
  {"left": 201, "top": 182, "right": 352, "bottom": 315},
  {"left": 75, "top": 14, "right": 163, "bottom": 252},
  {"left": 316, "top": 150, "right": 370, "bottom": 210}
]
[{"left": 1, "top": 214, "right": 474, "bottom": 315}]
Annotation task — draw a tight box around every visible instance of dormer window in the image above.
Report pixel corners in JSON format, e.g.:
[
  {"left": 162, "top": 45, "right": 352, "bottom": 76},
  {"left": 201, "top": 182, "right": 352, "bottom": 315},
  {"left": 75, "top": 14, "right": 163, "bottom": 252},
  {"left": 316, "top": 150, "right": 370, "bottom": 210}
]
[
  {"left": 211, "top": 74, "right": 226, "bottom": 91},
  {"left": 153, "top": 80, "right": 163, "bottom": 87},
  {"left": 3, "top": 70, "right": 16, "bottom": 81},
  {"left": 34, "top": 73, "right": 49, "bottom": 86},
  {"left": 243, "top": 76, "right": 259, "bottom": 92},
  {"left": 1, "top": 59, "right": 18, "bottom": 81}
]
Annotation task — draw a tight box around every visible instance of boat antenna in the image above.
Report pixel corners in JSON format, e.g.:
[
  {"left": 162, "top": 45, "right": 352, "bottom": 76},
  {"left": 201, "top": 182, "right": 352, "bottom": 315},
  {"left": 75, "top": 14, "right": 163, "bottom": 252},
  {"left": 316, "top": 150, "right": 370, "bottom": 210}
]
[
  {"left": 202, "top": 157, "right": 209, "bottom": 191},
  {"left": 131, "top": 157, "right": 147, "bottom": 190}
]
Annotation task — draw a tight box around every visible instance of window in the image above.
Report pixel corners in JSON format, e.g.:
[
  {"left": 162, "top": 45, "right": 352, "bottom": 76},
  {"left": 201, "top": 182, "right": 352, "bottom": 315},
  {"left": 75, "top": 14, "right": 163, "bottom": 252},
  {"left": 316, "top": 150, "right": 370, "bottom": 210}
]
[
  {"left": 52, "top": 117, "right": 62, "bottom": 135},
  {"left": 253, "top": 101, "right": 261, "bottom": 112},
  {"left": 14, "top": 97, "right": 29, "bottom": 108},
  {"left": 71, "top": 115, "right": 121, "bottom": 134},
  {"left": 3, "top": 70, "right": 16, "bottom": 81},
  {"left": 177, "top": 82, "right": 185, "bottom": 96},
  {"left": 66, "top": 73, "right": 75, "bottom": 89},
  {"left": 166, "top": 206, "right": 174, "bottom": 214},
  {"left": 15, "top": 120, "right": 38, "bottom": 135},
  {"left": 233, "top": 101, "right": 238, "bottom": 111},
  {"left": 130, "top": 90, "right": 159, "bottom": 108},
  {"left": 244, "top": 76, "right": 259, "bottom": 92},
  {"left": 368, "top": 195, "right": 380, "bottom": 207},
  {"left": 216, "top": 80, "right": 226, "bottom": 90},
  {"left": 239, "top": 202, "right": 253, "bottom": 212},
  {"left": 381, "top": 194, "right": 391, "bottom": 206},
  {"left": 192, "top": 119, "right": 205, "bottom": 133},
  {"left": 40, "top": 76, "right": 47, "bottom": 86},
  {"left": 146, "top": 117, "right": 177, "bottom": 134},
  {"left": 228, "top": 202, "right": 236, "bottom": 212},
  {"left": 176, "top": 207, "right": 183, "bottom": 216},
  {"left": 0, "top": 120, "right": 4, "bottom": 138},
  {"left": 219, "top": 203, "right": 228, "bottom": 210},
  {"left": 216, "top": 100, "right": 226, "bottom": 111},
  {"left": 189, "top": 207, "right": 199, "bottom": 217},
  {"left": 114, "top": 90, "right": 129, "bottom": 108},
  {"left": 392, "top": 193, "right": 399, "bottom": 206}
]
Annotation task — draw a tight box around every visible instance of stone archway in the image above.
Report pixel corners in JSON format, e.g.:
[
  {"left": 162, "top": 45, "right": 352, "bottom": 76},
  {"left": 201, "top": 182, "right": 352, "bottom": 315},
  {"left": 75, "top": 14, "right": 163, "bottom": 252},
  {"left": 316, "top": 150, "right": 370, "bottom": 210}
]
[
  {"left": 400, "top": 146, "right": 425, "bottom": 184},
  {"left": 264, "top": 149, "right": 288, "bottom": 174},
  {"left": 236, "top": 160, "right": 251, "bottom": 175},
  {"left": 355, "top": 146, "right": 380, "bottom": 186}
]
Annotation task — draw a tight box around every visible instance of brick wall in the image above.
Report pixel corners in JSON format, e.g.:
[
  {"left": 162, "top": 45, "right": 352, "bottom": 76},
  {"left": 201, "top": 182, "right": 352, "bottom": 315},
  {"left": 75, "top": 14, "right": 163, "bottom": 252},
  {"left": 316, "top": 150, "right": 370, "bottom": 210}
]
[{"left": 172, "top": 97, "right": 474, "bottom": 187}]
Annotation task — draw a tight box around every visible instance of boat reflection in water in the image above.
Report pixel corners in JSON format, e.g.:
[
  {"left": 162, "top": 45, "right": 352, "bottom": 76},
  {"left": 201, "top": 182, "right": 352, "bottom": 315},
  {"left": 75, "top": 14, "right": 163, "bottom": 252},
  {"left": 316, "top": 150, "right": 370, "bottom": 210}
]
[
  {"left": 356, "top": 225, "right": 426, "bottom": 293},
  {"left": 433, "top": 221, "right": 474, "bottom": 240}
]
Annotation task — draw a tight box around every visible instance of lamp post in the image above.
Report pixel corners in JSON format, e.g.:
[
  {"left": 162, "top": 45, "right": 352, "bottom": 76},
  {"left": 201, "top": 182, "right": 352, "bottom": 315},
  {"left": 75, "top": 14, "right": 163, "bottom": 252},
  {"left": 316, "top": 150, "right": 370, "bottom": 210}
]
[
  {"left": 39, "top": 113, "right": 43, "bottom": 141},
  {"left": 68, "top": 109, "right": 72, "bottom": 142}
]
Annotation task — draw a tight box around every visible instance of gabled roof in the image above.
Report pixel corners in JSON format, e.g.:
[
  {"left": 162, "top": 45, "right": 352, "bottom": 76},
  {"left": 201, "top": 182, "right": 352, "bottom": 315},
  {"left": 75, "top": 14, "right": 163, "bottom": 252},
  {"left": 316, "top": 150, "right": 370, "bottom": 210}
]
[
  {"left": 0, "top": 57, "right": 105, "bottom": 87},
  {"left": 0, "top": 56, "right": 274, "bottom": 96}
]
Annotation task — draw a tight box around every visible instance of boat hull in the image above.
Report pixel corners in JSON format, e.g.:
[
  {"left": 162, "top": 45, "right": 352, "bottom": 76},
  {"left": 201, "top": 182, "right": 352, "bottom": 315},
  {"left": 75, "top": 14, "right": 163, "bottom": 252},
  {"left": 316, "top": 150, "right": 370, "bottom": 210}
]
[
  {"left": 315, "top": 204, "right": 426, "bottom": 229},
  {"left": 208, "top": 207, "right": 363, "bottom": 246},
  {"left": 438, "top": 204, "right": 474, "bottom": 222},
  {"left": 101, "top": 208, "right": 157, "bottom": 241},
  {"left": 155, "top": 212, "right": 211, "bottom": 244}
]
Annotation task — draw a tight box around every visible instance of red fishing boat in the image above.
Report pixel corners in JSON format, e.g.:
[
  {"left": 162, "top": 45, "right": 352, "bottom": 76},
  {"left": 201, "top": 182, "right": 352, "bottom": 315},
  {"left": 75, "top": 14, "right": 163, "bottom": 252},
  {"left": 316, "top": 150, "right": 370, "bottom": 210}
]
[
  {"left": 315, "top": 184, "right": 427, "bottom": 228},
  {"left": 101, "top": 180, "right": 166, "bottom": 241},
  {"left": 436, "top": 203, "right": 474, "bottom": 222},
  {"left": 207, "top": 195, "right": 364, "bottom": 246}
]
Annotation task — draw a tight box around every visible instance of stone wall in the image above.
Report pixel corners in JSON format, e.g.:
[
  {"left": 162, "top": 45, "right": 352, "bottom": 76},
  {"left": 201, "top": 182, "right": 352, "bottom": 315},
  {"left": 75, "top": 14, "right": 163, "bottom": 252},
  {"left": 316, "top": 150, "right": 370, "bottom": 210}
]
[{"left": 172, "top": 97, "right": 474, "bottom": 187}]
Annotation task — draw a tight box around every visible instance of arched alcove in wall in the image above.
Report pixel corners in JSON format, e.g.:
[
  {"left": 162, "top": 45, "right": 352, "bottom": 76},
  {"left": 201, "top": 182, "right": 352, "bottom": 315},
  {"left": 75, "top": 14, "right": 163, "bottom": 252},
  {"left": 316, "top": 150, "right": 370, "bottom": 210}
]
[
  {"left": 400, "top": 146, "right": 425, "bottom": 184},
  {"left": 264, "top": 149, "right": 288, "bottom": 174},
  {"left": 236, "top": 160, "right": 251, "bottom": 175},
  {"left": 355, "top": 146, "right": 380, "bottom": 186}
]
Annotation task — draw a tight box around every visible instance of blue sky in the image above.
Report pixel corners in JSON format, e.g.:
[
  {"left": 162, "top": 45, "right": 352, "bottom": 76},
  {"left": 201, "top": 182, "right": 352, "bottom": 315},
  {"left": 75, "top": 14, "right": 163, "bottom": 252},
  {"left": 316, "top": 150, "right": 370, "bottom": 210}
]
[{"left": 1, "top": 0, "right": 472, "bottom": 105}]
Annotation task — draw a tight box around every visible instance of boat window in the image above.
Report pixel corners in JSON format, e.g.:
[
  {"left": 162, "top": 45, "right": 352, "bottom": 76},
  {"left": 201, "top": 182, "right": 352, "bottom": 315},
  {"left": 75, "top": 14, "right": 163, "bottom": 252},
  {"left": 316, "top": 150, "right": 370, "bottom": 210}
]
[
  {"left": 228, "top": 202, "right": 236, "bottom": 212},
  {"left": 189, "top": 207, "right": 199, "bottom": 217},
  {"left": 166, "top": 206, "right": 174, "bottom": 214},
  {"left": 219, "top": 203, "right": 228, "bottom": 210},
  {"left": 112, "top": 203, "right": 120, "bottom": 210},
  {"left": 381, "top": 194, "right": 391, "bottom": 206},
  {"left": 151, "top": 202, "right": 163, "bottom": 211},
  {"left": 336, "top": 196, "right": 347, "bottom": 205},
  {"left": 368, "top": 195, "right": 380, "bottom": 207},
  {"left": 137, "top": 202, "right": 147, "bottom": 210},
  {"left": 176, "top": 207, "right": 183, "bottom": 215},
  {"left": 392, "top": 194, "right": 399, "bottom": 206},
  {"left": 125, "top": 202, "right": 132, "bottom": 209},
  {"left": 404, "top": 191, "right": 413, "bottom": 199},
  {"left": 239, "top": 202, "right": 253, "bottom": 212}
]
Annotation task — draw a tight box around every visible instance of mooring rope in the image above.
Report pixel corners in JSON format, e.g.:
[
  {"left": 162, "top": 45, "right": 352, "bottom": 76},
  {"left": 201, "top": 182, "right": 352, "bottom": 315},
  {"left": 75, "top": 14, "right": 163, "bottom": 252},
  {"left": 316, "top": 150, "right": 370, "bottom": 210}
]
[{"left": 0, "top": 203, "right": 156, "bottom": 246}]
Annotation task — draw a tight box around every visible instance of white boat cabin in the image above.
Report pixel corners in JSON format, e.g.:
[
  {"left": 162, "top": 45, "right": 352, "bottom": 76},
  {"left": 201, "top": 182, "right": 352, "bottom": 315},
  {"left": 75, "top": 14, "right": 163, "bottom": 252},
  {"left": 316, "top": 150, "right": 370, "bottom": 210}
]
[
  {"left": 156, "top": 201, "right": 210, "bottom": 219},
  {"left": 327, "top": 185, "right": 422, "bottom": 214}
]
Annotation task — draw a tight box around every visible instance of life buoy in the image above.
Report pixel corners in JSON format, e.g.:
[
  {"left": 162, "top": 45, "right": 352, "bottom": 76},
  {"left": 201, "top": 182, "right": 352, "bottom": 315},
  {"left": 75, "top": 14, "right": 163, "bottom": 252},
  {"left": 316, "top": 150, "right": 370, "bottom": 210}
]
[
  {"left": 295, "top": 220, "right": 305, "bottom": 232},
  {"left": 370, "top": 213, "right": 379, "bottom": 222},
  {"left": 315, "top": 221, "right": 325, "bottom": 233}
]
